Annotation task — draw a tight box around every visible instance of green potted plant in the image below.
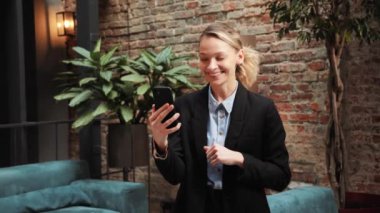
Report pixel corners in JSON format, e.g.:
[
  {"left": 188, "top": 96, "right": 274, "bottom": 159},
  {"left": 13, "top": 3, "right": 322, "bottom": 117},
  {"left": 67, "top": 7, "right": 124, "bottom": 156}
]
[
  {"left": 54, "top": 39, "right": 136, "bottom": 130},
  {"left": 54, "top": 40, "right": 202, "bottom": 172},
  {"left": 121, "top": 46, "right": 202, "bottom": 124}
]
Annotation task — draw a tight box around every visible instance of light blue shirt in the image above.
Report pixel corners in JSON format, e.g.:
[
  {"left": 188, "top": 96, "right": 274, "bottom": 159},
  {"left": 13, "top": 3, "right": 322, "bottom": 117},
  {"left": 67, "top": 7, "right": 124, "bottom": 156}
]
[{"left": 207, "top": 82, "right": 238, "bottom": 189}]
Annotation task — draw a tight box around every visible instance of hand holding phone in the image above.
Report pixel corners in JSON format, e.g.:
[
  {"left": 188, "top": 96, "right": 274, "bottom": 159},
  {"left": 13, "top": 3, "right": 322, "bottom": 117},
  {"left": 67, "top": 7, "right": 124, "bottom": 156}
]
[{"left": 152, "top": 86, "right": 178, "bottom": 128}]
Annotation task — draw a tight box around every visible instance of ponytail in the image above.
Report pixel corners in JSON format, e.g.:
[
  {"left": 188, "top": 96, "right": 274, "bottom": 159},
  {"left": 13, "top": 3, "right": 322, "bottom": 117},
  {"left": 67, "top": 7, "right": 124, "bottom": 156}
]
[{"left": 236, "top": 47, "right": 260, "bottom": 90}]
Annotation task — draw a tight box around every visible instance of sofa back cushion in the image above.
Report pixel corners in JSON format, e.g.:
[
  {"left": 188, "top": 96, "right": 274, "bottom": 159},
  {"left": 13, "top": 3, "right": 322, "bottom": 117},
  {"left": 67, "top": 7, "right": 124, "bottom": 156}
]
[
  {"left": 267, "top": 186, "right": 338, "bottom": 213},
  {"left": 0, "top": 185, "right": 91, "bottom": 213},
  {"left": 0, "top": 160, "right": 90, "bottom": 198}
]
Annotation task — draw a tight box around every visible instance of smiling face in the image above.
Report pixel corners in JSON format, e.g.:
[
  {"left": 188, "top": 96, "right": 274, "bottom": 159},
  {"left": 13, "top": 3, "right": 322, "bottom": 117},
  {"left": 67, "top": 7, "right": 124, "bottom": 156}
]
[{"left": 199, "top": 35, "right": 244, "bottom": 90}]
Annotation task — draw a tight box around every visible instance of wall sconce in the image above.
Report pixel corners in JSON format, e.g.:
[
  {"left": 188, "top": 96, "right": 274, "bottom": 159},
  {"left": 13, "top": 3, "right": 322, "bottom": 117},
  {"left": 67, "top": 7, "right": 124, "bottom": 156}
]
[{"left": 56, "top": 11, "right": 75, "bottom": 36}]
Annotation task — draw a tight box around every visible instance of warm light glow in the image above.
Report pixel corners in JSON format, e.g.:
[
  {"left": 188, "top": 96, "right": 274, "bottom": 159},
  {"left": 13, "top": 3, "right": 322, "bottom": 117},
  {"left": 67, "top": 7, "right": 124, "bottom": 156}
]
[
  {"left": 64, "top": 20, "right": 73, "bottom": 28},
  {"left": 56, "top": 11, "right": 75, "bottom": 36}
]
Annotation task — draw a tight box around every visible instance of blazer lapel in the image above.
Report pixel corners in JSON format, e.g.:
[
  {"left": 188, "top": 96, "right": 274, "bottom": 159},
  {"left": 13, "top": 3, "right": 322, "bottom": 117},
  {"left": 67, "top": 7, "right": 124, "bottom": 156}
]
[
  {"left": 191, "top": 86, "right": 209, "bottom": 163},
  {"left": 224, "top": 83, "right": 247, "bottom": 150}
]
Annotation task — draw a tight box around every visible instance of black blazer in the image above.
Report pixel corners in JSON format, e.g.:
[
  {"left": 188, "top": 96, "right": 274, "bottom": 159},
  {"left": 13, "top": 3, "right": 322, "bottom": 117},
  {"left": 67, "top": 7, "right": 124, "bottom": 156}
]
[{"left": 155, "top": 82, "right": 291, "bottom": 213}]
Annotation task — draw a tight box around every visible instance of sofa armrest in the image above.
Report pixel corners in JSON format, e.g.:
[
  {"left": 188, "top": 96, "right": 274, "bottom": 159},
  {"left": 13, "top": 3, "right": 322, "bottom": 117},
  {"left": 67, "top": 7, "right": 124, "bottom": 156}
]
[
  {"left": 267, "top": 186, "right": 338, "bottom": 213},
  {"left": 71, "top": 179, "right": 147, "bottom": 213}
]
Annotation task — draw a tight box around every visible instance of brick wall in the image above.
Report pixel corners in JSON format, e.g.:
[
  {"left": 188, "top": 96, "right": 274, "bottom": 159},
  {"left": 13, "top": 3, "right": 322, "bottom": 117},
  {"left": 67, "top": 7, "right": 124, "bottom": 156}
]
[
  {"left": 341, "top": 41, "right": 380, "bottom": 194},
  {"left": 65, "top": 0, "right": 380, "bottom": 211}
]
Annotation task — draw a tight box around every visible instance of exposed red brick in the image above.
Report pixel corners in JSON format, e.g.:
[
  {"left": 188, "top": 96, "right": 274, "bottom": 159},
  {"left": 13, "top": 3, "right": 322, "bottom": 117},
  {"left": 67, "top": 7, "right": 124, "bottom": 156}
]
[
  {"left": 186, "top": 1, "right": 199, "bottom": 9},
  {"left": 256, "top": 75, "right": 270, "bottom": 82},
  {"left": 260, "top": 13, "right": 272, "bottom": 24},
  {"left": 291, "top": 93, "right": 313, "bottom": 100},
  {"left": 296, "top": 84, "right": 311, "bottom": 92},
  {"left": 201, "top": 14, "right": 218, "bottom": 23},
  {"left": 270, "top": 84, "right": 293, "bottom": 91},
  {"left": 276, "top": 103, "right": 293, "bottom": 112},
  {"left": 289, "top": 113, "right": 319, "bottom": 122},
  {"left": 308, "top": 60, "right": 326, "bottom": 71},
  {"left": 320, "top": 115, "right": 330, "bottom": 124},
  {"left": 279, "top": 113, "right": 289, "bottom": 122},
  {"left": 223, "top": 2, "right": 237, "bottom": 11},
  {"left": 269, "top": 94, "right": 288, "bottom": 102}
]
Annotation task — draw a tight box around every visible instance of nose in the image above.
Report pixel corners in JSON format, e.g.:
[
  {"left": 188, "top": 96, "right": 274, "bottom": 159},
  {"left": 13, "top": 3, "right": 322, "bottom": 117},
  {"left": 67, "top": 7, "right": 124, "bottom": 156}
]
[{"left": 207, "top": 58, "right": 217, "bottom": 71}]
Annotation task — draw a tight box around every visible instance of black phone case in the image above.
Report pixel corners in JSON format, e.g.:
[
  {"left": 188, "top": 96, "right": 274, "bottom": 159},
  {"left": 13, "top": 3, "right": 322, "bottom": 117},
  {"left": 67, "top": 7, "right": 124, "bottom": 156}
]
[{"left": 152, "top": 86, "right": 178, "bottom": 128}]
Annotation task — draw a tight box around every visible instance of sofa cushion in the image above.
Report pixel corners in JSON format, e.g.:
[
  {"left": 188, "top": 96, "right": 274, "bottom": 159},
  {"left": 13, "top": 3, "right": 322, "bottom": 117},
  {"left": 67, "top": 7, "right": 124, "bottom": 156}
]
[
  {"left": 0, "top": 160, "right": 90, "bottom": 198},
  {"left": 267, "top": 186, "right": 338, "bottom": 213},
  {"left": 71, "top": 179, "right": 147, "bottom": 213},
  {"left": 43, "top": 206, "right": 119, "bottom": 213},
  {"left": 0, "top": 185, "right": 91, "bottom": 213}
]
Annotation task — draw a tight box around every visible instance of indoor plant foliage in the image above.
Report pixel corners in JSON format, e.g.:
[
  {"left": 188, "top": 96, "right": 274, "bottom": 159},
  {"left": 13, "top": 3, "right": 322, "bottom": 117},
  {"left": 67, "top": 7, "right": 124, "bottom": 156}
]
[
  {"left": 54, "top": 39, "right": 135, "bottom": 129},
  {"left": 54, "top": 40, "right": 201, "bottom": 129},
  {"left": 120, "top": 47, "right": 202, "bottom": 124},
  {"left": 268, "top": 0, "right": 380, "bottom": 207}
]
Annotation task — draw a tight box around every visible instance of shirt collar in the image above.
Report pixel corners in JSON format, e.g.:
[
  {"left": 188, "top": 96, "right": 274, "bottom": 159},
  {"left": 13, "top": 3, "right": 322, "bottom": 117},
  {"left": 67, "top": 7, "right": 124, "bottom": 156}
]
[{"left": 208, "top": 81, "right": 238, "bottom": 114}]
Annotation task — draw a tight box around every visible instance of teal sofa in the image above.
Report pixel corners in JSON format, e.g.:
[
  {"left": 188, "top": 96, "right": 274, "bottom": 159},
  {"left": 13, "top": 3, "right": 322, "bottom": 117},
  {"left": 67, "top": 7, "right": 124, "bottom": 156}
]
[
  {"left": 268, "top": 186, "right": 338, "bottom": 213},
  {"left": 0, "top": 160, "right": 147, "bottom": 213}
]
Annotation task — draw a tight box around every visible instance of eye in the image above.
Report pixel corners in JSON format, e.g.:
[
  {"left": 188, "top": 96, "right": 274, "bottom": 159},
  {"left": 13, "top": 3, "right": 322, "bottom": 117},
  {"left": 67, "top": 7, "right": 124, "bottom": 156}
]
[
  {"left": 200, "top": 58, "right": 208, "bottom": 62},
  {"left": 216, "top": 57, "right": 224, "bottom": 61}
]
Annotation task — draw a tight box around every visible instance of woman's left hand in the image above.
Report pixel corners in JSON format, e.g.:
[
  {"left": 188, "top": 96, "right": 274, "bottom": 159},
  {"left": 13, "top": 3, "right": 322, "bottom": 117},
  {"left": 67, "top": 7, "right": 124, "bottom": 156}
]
[{"left": 203, "top": 144, "right": 244, "bottom": 168}]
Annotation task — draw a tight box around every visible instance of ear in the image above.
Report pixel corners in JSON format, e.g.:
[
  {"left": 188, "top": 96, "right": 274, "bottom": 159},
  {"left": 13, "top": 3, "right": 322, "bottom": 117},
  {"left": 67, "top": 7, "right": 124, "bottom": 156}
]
[{"left": 236, "top": 49, "right": 244, "bottom": 65}]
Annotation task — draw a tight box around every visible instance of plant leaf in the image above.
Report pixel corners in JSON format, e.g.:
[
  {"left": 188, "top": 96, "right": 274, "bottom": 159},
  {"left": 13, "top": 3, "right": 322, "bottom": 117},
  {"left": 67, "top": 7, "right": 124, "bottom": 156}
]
[
  {"left": 72, "top": 110, "right": 96, "bottom": 129},
  {"left": 137, "top": 83, "right": 150, "bottom": 95},
  {"left": 107, "top": 90, "right": 118, "bottom": 100},
  {"left": 69, "top": 90, "right": 93, "bottom": 107},
  {"left": 79, "top": 77, "right": 97, "bottom": 86},
  {"left": 99, "top": 71, "right": 113, "bottom": 82},
  {"left": 72, "top": 46, "right": 92, "bottom": 60},
  {"left": 173, "top": 75, "right": 191, "bottom": 85},
  {"left": 121, "top": 74, "right": 145, "bottom": 83},
  {"left": 140, "top": 50, "right": 156, "bottom": 68},
  {"left": 63, "top": 59, "right": 97, "bottom": 69},
  {"left": 119, "top": 106, "right": 133, "bottom": 123},
  {"left": 92, "top": 102, "right": 110, "bottom": 117},
  {"left": 166, "top": 76, "right": 178, "bottom": 84},
  {"left": 164, "top": 65, "right": 191, "bottom": 75},
  {"left": 54, "top": 92, "right": 78, "bottom": 101},
  {"left": 100, "top": 46, "right": 118, "bottom": 66},
  {"left": 102, "top": 83, "right": 113, "bottom": 95},
  {"left": 156, "top": 46, "right": 172, "bottom": 64},
  {"left": 121, "top": 65, "right": 139, "bottom": 74},
  {"left": 93, "top": 39, "right": 101, "bottom": 52}
]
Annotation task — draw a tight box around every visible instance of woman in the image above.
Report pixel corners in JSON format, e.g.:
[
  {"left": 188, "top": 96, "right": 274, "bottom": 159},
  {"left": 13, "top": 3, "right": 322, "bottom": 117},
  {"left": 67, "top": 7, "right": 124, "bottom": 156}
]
[{"left": 148, "top": 23, "right": 291, "bottom": 213}]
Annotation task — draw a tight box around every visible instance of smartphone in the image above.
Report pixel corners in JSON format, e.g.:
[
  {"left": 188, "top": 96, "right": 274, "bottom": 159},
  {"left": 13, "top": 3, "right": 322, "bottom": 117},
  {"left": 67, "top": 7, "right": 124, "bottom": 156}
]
[{"left": 152, "top": 86, "right": 178, "bottom": 128}]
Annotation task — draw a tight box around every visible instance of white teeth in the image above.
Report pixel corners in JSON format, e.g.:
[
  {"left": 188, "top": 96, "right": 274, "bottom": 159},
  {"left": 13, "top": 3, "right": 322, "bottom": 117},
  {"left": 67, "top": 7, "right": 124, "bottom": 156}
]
[{"left": 208, "top": 72, "right": 220, "bottom": 76}]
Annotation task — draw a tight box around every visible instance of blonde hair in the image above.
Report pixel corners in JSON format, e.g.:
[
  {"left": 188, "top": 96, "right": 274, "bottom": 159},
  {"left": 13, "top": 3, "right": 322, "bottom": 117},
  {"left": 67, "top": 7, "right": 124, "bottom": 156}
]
[{"left": 200, "top": 23, "right": 260, "bottom": 90}]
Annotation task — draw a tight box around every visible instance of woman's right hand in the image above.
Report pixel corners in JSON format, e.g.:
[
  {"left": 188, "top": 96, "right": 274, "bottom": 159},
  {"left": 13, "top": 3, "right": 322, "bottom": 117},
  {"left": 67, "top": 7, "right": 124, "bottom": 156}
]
[{"left": 148, "top": 104, "right": 181, "bottom": 151}]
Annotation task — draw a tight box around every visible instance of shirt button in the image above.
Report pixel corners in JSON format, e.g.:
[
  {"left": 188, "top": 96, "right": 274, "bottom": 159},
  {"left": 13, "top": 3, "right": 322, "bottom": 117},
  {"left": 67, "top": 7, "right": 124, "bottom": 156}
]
[{"left": 219, "top": 131, "right": 223, "bottom": 135}]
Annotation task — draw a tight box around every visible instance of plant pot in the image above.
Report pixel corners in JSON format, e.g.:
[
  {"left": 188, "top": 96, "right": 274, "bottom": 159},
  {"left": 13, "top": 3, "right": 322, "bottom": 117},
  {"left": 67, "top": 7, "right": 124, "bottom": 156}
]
[
  {"left": 108, "top": 124, "right": 149, "bottom": 169},
  {"left": 339, "top": 192, "right": 380, "bottom": 213}
]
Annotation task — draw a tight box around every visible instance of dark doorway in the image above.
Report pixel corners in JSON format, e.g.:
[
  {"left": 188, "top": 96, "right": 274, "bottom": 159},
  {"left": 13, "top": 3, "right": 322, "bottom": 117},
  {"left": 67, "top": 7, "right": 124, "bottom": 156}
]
[{"left": 0, "top": 0, "right": 38, "bottom": 167}]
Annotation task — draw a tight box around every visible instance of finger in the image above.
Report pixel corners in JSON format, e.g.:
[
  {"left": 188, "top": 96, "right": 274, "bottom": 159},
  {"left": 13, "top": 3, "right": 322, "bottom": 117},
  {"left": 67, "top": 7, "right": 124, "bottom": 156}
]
[
  {"left": 162, "top": 112, "right": 180, "bottom": 128},
  {"left": 206, "top": 148, "right": 217, "bottom": 159},
  {"left": 210, "top": 158, "right": 220, "bottom": 166},
  {"left": 156, "top": 105, "right": 175, "bottom": 123},
  {"left": 167, "top": 122, "right": 182, "bottom": 134},
  {"left": 150, "top": 104, "right": 170, "bottom": 122}
]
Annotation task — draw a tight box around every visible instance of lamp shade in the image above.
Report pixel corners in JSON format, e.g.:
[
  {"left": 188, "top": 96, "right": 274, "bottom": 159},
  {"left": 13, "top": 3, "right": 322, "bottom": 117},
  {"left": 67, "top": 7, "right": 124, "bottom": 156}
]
[{"left": 56, "top": 11, "right": 75, "bottom": 36}]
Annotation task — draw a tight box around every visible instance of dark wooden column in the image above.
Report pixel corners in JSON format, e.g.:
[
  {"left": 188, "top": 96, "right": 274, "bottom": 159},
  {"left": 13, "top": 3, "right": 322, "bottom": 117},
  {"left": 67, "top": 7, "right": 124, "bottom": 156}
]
[{"left": 76, "top": 0, "right": 101, "bottom": 178}]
